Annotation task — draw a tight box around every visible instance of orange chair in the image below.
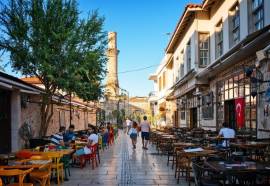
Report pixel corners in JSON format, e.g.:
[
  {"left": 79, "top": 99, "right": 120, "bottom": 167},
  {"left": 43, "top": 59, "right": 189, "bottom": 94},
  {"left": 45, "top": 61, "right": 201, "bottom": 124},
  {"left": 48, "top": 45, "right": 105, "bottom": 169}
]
[
  {"left": 0, "top": 168, "right": 34, "bottom": 186},
  {"left": 0, "top": 177, "right": 3, "bottom": 186},
  {"left": 29, "top": 155, "right": 51, "bottom": 186}
]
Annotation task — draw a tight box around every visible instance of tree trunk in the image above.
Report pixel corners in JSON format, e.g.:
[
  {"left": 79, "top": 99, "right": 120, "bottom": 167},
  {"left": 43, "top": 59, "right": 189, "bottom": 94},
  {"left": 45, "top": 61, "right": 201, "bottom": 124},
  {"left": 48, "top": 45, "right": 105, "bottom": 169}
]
[{"left": 39, "top": 94, "right": 54, "bottom": 137}]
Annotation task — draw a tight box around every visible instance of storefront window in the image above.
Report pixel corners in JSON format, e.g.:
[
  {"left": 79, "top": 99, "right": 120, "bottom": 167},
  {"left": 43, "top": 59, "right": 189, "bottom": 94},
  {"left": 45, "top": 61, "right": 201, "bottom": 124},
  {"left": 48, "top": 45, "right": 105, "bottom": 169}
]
[{"left": 216, "top": 71, "right": 257, "bottom": 131}]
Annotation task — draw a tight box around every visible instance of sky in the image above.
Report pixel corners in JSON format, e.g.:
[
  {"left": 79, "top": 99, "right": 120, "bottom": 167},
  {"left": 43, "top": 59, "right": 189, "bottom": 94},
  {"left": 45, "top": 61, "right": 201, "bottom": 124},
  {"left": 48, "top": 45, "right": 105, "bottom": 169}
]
[{"left": 2, "top": 0, "right": 202, "bottom": 97}]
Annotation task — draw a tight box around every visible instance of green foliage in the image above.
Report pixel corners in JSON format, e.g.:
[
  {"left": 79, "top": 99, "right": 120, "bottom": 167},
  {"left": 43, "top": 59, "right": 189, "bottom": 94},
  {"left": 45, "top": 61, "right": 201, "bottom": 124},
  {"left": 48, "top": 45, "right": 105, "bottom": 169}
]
[{"left": 0, "top": 0, "right": 107, "bottom": 135}]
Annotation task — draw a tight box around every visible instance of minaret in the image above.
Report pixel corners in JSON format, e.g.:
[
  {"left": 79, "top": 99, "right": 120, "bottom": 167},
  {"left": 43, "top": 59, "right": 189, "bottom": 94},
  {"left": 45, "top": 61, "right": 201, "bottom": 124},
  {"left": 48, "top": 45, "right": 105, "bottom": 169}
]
[{"left": 106, "top": 32, "right": 119, "bottom": 99}]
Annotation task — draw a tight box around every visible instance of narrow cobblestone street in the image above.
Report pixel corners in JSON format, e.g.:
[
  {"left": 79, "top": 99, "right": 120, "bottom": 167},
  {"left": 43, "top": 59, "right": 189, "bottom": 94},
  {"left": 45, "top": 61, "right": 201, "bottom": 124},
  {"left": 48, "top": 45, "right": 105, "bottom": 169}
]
[{"left": 59, "top": 131, "right": 189, "bottom": 186}]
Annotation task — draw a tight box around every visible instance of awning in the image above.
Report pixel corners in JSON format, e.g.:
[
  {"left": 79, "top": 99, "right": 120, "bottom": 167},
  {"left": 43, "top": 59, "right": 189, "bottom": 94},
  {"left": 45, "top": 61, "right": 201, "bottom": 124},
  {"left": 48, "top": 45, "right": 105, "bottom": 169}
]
[{"left": 0, "top": 72, "right": 41, "bottom": 94}]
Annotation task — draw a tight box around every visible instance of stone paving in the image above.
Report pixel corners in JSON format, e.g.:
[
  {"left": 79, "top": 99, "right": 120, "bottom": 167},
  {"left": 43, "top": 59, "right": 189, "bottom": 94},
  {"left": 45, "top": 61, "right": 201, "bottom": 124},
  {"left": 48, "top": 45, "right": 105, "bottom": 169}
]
[{"left": 57, "top": 131, "right": 191, "bottom": 186}]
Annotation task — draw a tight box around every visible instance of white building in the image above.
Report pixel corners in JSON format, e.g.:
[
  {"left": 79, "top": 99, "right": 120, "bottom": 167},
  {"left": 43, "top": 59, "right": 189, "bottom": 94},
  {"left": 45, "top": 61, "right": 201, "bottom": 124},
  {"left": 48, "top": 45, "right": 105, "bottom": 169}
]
[{"left": 149, "top": 0, "right": 270, "bottom": 139}]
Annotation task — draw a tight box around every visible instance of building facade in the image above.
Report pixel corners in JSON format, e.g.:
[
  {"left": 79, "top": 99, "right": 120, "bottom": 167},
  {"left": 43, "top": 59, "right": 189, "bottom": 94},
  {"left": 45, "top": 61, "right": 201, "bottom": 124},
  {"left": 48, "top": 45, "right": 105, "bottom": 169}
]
[
  {"left": 0, "top": 72, "right": 97, "bottom": 153},
  {"left": 149, "top": 0, "right": 270, "bottom": 138}
]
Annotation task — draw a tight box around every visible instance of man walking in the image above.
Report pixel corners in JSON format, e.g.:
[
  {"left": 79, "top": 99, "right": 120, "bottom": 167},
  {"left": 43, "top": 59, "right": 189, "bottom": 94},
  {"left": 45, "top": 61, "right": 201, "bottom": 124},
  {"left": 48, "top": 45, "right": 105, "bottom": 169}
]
[{"left": 140, "top": 116, "right": 150, "bottom": 150}]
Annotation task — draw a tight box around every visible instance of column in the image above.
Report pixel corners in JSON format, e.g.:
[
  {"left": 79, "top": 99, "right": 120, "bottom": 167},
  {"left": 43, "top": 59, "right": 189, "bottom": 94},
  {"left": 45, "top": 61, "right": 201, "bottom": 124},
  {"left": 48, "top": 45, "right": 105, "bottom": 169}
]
[{"left": 11, "top": 90, "right": 22, "bottom": 152}]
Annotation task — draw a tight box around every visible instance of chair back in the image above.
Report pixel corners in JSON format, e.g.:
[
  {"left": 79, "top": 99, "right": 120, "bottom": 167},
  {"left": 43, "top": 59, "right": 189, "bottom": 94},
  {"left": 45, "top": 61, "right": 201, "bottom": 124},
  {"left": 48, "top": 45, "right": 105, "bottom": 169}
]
[
  {"left": 0, "top": 168, "right": 33, "bottom": 186},
  {"left": 30, "top": 155, "right": 52, "bottom": 171},
  {"left": 192, "top": 162, "right": 203, "bottom": 186},
  {"left": 43, "top": 152, "right": 63, "bottom": 168}
]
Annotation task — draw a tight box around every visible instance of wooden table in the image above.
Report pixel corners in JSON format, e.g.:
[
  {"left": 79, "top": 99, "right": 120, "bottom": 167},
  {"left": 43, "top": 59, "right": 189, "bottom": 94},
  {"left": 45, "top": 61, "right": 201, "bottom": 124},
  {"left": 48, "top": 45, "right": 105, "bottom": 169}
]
[
  {"left": 230, "top": 141, "right": 269, "bottom": 150},
  {"left": 23, "top": 148, "right": 75, "bottom": 156},
  {"left": 205, "top": 160, "right": 270, "bottom": 184},
  {"left": 0, "top": 159, "right": 51, "bottom": 170}
]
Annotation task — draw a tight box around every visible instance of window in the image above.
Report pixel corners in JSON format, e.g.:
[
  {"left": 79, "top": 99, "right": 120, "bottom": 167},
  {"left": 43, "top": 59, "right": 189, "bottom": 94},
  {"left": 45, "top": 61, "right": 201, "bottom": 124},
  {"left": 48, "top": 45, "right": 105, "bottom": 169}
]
[
  {"left": 162, "top": 71, "right": 166, "bottom": 89},
  {"left": 216, "top": 71, "right": 257, "bottom": 131},
  {"left": 229, "top": 3, "right": 240, "bottom": 47},
  {"left": 201, "top": 93, "right": 214, "bottom": 119},
  {"left": 215, "top": 21, "right": 223, "bottom": 58},
  {"left": 199, "top": 33, "right": 210, "bottom": 67},
  {"left": 252, "top": 0, "right": 264, "bottom": 30},
  {"left": 180, "top": 63, "right": 184, "bottom": 78},
  {"left": 249, "top": 0, "right": 264, "bottom": 32},
  {"left": 186, "top": 41, "right": 191, "bottom": 72}
]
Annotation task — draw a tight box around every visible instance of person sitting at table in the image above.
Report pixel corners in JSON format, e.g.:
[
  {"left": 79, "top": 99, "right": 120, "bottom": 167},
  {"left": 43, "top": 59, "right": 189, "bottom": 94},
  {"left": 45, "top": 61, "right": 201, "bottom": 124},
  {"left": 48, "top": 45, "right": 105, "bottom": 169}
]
[
  {"left": 50, "top": 126, "right": 66, "bottom": 146},
  {"left": 73, "top": 126, "right": 99, "bottom": 160},
  {"left": 217, "top": 122, "right": 235, "bottom": 148},
  {"left": 63, "top": 124, "right": 76, "bottom": 146}
]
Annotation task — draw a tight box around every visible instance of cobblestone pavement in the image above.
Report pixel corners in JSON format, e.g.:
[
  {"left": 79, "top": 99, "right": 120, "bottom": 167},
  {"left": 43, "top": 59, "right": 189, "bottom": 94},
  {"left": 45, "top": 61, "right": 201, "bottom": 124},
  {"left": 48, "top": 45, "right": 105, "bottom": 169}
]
[{"left": 57, "top": 131, "right": 190, "bottom": 186}]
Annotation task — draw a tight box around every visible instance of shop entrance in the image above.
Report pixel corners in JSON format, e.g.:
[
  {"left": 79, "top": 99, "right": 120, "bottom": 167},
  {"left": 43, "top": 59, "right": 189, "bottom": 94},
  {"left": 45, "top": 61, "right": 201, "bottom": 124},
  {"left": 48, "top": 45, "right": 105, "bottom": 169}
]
[
  {"left": 190, "top": 108, "right": 197, "bottom": 128},
  {"left": 0, "top": 89, "right": 11, "bottom": 153},
  {"left": 224, "top": 100, "right": 236, "bottom": 130}
]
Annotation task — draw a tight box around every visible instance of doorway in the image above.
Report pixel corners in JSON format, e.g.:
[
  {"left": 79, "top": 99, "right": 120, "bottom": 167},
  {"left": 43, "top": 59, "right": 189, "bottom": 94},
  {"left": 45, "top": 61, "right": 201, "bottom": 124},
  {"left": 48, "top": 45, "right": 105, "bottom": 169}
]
[
  {"left": 224, "top": 100, "right": 236, "bottom": 130},
  {"left": 0, "top": 89, "right": 11, "bottom": 153},
  {"left": 190, "top": 108, "right": 197, "bottom": 128}
]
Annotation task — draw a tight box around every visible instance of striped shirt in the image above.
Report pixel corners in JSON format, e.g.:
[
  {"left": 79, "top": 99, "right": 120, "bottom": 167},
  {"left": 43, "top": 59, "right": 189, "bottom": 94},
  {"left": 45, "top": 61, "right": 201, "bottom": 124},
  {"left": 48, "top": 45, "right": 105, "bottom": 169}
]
[{"left": 50, "top": 133, "right": 63, "bottom": 145}]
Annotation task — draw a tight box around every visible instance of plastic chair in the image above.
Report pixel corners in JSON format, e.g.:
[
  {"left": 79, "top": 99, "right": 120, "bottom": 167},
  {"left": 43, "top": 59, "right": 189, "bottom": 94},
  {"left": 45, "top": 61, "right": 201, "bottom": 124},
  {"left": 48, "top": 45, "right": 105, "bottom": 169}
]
[
  {"left": 29, "top": 155, "right": 51, "bottom": 186},
  {"left": 44, "top": 152, "right": 64, "bottom": 185},
  {"left": 0, "top": 168, "right": 34, "bottom": 186},
  {"left": 81, "top": 144, "right": 98, "bottom": 169},
  {"left": 61, "top": 155, "right": 71, "bottom": 180}
]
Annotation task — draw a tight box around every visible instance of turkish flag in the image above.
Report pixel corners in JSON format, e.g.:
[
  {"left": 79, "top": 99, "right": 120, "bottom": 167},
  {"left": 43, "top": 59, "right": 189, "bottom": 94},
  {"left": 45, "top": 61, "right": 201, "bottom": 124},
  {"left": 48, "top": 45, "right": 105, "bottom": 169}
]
[{"left": 235, "top": 98, "right": 245, "bottom": 128}]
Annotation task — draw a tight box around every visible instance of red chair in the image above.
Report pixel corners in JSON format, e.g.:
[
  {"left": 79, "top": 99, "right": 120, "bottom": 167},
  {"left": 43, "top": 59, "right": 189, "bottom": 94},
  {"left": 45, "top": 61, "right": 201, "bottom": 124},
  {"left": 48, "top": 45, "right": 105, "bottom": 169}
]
[{"left": 79, "top": 144, "right": 98, "bottom": 169}]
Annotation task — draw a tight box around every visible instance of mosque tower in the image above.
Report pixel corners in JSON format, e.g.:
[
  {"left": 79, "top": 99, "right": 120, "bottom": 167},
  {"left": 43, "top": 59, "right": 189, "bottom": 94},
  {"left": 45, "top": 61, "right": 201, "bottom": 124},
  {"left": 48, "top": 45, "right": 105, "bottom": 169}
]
[{"left": 105, "top": 32, "right": 119, "bottom": 99}]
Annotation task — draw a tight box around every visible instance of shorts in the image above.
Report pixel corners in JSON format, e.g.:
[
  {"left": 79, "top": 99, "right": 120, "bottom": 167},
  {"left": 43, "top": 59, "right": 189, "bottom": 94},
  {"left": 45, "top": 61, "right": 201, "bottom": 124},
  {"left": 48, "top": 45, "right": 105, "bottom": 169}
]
[
  {"left": 141, "top": 132, "right": 150, "bottom": 140},
  {"left": 130, "top": 133, "right": 137, "bottom": 139},
  {"left": 75, "top": 148, "right": 85, "bottom": 156}
]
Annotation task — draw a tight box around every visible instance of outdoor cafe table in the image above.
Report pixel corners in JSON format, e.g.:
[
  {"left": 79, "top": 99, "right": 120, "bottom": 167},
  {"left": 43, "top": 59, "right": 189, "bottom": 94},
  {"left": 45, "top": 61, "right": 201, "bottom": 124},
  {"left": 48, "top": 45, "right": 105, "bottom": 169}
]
[
  {"left": 0, "top": 159, "right": 51, "bottom": 170},
  {"left": 230, "top": 141, "right": 269, "bottom": 150},
  {"left": 30, "top": 148, "right": 75, "bottom": 156},
  {"left": 204, "top": 160, "right": 270, "bottom": 184},
  {"left": 176, "top": 149, "right": 218, "bottom": 185},
  {"left": 230, "top": 141, "right": 269, "bottom": 159}
]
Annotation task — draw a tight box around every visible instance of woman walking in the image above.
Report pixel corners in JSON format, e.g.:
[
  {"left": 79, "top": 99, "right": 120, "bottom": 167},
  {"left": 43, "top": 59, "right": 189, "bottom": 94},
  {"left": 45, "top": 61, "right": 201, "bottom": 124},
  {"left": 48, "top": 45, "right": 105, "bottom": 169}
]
[{"left": 128, "top": 121, "right": 138, "bottom": 149}]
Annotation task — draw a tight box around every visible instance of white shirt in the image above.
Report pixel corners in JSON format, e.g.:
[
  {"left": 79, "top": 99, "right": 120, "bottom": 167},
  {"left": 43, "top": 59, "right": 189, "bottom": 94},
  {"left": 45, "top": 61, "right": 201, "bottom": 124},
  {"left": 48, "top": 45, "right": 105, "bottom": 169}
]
[
  {"left": 83, "top": 133, "right": 99, "bottom": 154},
  {"left": 88, "top": 133, "right": 99, "bottom": 145},
  {"left": 219, "top": 127, "right": 235, "bottom": 147},
  {"left": 128, "top": 128, "right": 137, "bottom": 135},
  {"left": 140, "top": 121, "right": 150, "bottom": 133},
  {"left": 126, "top": 119, "right": 132, "bottom": 127}
]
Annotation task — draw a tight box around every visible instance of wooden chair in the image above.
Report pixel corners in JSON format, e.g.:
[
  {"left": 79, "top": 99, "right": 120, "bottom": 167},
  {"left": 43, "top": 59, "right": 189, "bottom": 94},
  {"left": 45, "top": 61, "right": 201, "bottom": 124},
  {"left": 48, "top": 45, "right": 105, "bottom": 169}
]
[
  {"left": 44, "top": 152, "right": 64, "bottom": 185},
  {"left": 0, "top": 168, "right": 34, "bottom": 186},
  {"left": 0, "top": 177, "right": 2, "bottom": 186},
  {"left": 175, "top": 152, "right": 190, "bottom": 184},
  {"left": 29, "top": 155, "right": 51, "bottom": 186}
]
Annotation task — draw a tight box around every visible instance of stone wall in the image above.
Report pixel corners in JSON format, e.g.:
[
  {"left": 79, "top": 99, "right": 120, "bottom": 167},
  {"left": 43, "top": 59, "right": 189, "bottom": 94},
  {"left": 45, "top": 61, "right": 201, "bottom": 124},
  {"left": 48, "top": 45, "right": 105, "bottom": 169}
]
[{"left": 21, "top": 94, "right": 96, "bottom": 137}]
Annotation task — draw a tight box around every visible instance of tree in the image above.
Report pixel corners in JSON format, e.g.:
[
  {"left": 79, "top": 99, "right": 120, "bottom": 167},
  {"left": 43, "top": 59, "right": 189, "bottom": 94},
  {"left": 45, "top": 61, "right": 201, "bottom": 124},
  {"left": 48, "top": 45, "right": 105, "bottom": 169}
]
[{"left": 0, "top": 0, "right": 107, "bottom": 136}]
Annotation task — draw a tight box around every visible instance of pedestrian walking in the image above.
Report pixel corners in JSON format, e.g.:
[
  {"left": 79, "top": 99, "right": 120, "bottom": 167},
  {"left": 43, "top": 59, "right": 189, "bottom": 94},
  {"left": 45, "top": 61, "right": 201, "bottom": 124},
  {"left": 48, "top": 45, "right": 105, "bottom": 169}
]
[
  {"left": 140, "top": 116, "right": 151, "bottom": 150},
  {"left": 126, "top": 118, "right": 132, "bottom": 134},
  {"left": 128, "top": 121, "right": 138, "bottom": 149}
]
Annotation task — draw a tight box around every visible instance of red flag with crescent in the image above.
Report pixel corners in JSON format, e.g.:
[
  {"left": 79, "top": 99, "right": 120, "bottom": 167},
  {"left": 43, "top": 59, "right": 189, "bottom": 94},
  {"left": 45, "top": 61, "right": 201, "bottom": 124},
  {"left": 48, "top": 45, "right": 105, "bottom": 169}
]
[{"left": 235, "top": 98, "right": 245, "bottom": 128}]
